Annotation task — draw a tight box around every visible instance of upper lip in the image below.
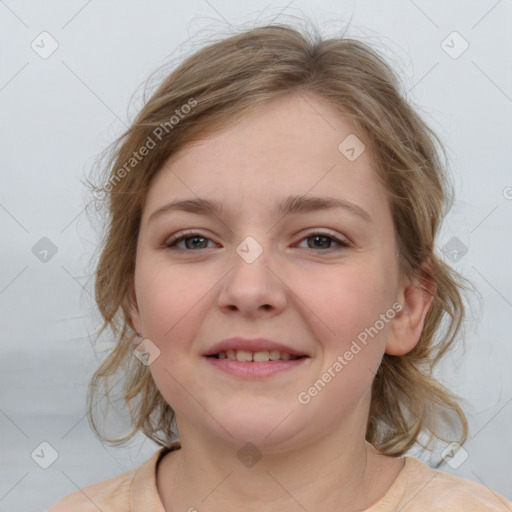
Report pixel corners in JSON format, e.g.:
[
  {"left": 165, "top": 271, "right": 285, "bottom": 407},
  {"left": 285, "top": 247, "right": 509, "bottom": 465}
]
[{"left": 203, "top": 337, "right": 309, "bottom": 357}]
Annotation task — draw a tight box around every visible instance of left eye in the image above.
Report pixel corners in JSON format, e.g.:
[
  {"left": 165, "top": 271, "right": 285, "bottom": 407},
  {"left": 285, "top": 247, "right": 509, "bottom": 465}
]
[
  {"left": 296, "top": 232, "right": 350, "bottom": 250},
  {"left": 164, "top": 231, "right": 350, "bottom": 251}
]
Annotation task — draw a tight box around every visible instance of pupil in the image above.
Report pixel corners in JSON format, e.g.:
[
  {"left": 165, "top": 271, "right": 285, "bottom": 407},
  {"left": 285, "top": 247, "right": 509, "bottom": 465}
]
[
  {"left": 187, "top": 237, "right": 207, "bottom": 249},
  {"left": 310, "top": 235, "right": 329, "bottom": 249}
]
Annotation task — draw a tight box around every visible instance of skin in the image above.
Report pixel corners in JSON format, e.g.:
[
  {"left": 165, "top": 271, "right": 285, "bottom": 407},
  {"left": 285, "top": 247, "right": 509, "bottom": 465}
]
[{"left": 129, "top": 92, "right": 434, "bottom": 511}]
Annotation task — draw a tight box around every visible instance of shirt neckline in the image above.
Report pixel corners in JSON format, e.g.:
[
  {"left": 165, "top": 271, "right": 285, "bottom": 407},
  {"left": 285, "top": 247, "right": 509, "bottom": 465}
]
[
  {"left": 131, "top": 441, "right": 182, "bottom": 512},
  {"left": 132, "top": 442, "right": 415, "bottom": 512}
]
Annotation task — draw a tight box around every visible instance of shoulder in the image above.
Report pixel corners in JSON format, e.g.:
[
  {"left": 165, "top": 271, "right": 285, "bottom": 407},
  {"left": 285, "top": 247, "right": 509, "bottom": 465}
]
[
  {"left": 46, "top": 447, "right": 169, "bottom": 512},
  {"left": 45, "top": 466, "right": 137, "bottom": 511},
  {"left": 396, "top": 457, "right": 512, "bottom": 511},
  {"left": 45, "top": 476, "right": 130, "bottom": 511}
]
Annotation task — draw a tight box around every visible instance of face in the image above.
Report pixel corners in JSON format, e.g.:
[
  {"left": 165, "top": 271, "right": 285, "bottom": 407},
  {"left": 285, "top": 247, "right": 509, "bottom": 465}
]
[{"left": 130, "top": 92, "right": 411, "bottom": 450}]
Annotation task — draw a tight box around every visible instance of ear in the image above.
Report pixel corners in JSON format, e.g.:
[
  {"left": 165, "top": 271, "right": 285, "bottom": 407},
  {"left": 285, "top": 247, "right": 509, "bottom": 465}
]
[
  {"left": 126, "top": 280, "right": 142, "bottom": 335},
  {"left": 385, "top": 261, "right": 436, "bottom": 356}
]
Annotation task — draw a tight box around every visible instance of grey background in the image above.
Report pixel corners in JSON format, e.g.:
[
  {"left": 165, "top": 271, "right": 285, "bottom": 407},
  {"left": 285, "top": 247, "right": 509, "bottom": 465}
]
[{"left": 0, "top": 1, "right": 511, "bottom": 510}]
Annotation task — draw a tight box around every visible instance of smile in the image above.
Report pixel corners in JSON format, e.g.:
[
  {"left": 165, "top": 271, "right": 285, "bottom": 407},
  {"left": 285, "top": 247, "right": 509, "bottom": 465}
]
[
  {"left": 204, "top": 351, "right": 309, "bottom": 378},
  {"left": 209, "top": 349, "right": 303, "bottom": 361}
]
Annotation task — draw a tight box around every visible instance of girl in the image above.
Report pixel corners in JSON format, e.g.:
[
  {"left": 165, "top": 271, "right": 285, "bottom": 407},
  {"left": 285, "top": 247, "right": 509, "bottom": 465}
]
[{"left": 48, "top": 22, "right": 511, "bottom": 511}]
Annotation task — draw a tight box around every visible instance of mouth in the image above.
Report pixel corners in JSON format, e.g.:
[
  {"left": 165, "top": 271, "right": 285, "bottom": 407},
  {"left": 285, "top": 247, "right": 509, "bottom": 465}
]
[
  {"left": 206, "top": 349, "right": 307, "bottom": 362},
  {"left": 203, "top": 349, "right": 310, "bottom": 379},
  {"left": 202, "top": 337, "right": 310, "bottom": 378}
]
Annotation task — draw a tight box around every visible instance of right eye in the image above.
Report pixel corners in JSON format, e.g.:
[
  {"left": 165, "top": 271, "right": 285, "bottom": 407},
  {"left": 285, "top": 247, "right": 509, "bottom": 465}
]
[{"left": 164, "top": 230, "right": 217, "bottom": 250}]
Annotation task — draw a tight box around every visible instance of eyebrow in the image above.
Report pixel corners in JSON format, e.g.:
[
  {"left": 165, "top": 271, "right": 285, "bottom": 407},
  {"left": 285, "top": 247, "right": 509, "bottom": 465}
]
[{"left": 147, "top": 195, "right": 372, "bottom": 224}]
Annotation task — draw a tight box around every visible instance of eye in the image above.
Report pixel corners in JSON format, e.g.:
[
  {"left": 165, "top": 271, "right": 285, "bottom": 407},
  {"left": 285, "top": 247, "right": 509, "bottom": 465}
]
[
  {"left": 165, "top": 230, "right": 217, "bottom": 250},
  {"left": 295, "top": 231, "right": 351, "bottom": 251},
  {"left": 164, "top": 230, "right": 350, "bottom": 251}
]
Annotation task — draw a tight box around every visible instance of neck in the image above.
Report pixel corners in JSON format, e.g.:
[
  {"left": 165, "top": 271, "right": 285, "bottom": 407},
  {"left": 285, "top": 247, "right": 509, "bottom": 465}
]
[{"left": 157, "top": 420, "right": 403, "bottom": 512}]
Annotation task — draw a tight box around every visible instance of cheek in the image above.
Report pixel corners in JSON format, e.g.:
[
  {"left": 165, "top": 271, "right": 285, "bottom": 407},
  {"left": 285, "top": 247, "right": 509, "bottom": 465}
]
[
  {"left": 302, "top": 266, "right": 394, "bottom": 412},
  {"left": 308, "top": 260, "right": 394, "bottom": 336},
  {"left": 305, "top": 259, "right": 396, "bottom": 393},
  {"left": 135, "top": 263, "right": 211, "bottom": 409},
  {"left": 135, "top": 258, "right": 206, "bottom": 340}
]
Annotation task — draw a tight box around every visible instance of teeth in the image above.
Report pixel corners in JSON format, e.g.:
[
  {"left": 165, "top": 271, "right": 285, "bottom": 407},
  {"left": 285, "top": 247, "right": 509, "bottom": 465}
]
[
  {"left": 236, "top": 349, "right": 253, "bottom": 362},
  {"left": 253, "top": 351, "right": 270, "bottom": 362},
  {"left": 216, "top": 349, "right": 300, "bottom": 361},
  {"left": 269, "top": 350, "right": 281, "bottom": 360}
]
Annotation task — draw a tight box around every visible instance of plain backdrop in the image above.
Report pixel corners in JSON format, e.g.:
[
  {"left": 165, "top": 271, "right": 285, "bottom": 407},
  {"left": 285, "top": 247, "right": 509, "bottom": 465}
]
[{"left": 0, "top": 1, "right": 511, "bottom": 510}]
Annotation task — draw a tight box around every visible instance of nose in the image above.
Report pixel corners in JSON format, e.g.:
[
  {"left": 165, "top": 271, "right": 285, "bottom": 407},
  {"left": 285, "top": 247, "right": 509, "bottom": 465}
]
[{"left": 216, "top": 238, "right": 287, "bottom": 317}]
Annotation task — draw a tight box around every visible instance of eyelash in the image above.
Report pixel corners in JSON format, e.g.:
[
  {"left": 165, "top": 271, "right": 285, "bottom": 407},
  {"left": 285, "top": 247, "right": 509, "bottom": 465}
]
[{"left": 164, "top": 230, "right": 351, "bottom": 251}]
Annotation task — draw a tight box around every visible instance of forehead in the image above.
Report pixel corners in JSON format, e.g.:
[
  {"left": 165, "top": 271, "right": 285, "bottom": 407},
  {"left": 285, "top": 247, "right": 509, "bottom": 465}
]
[{"left": 142, "top": 93, "right": 388, "bottom": 224}]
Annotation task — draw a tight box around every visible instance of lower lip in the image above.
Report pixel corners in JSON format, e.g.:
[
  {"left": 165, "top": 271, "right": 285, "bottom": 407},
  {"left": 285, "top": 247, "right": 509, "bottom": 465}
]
[{"left": 204, "top": 356, "right": 308, "bottom": 378}]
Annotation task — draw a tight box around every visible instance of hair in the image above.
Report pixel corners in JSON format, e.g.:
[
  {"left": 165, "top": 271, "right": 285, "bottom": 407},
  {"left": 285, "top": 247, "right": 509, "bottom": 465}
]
[{"left": 86, "top": 20, "right": 471, "bottom": 456}]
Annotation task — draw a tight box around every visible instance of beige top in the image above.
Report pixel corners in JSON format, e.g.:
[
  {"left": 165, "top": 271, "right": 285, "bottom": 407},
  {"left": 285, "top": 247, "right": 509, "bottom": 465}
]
[{"left": 47, "top": 442, "right": 512, "bottom": 511}]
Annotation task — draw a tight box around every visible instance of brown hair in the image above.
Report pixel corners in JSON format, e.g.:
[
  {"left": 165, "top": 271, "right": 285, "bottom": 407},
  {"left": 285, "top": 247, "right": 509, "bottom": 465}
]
[{"left": 86, "top": 21, "right": 470, "bottom": 456}]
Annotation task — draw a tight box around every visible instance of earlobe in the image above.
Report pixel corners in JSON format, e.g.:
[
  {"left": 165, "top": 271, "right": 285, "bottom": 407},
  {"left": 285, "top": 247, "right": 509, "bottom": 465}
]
[{"left": 385, "top": 265, "right": 436, "bottom": 356}]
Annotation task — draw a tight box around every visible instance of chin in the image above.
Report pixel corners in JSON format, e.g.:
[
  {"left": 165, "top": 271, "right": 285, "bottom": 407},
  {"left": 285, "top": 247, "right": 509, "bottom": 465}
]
[{"left": 210, "top": 406, "right": 304, "bottom": 449}]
